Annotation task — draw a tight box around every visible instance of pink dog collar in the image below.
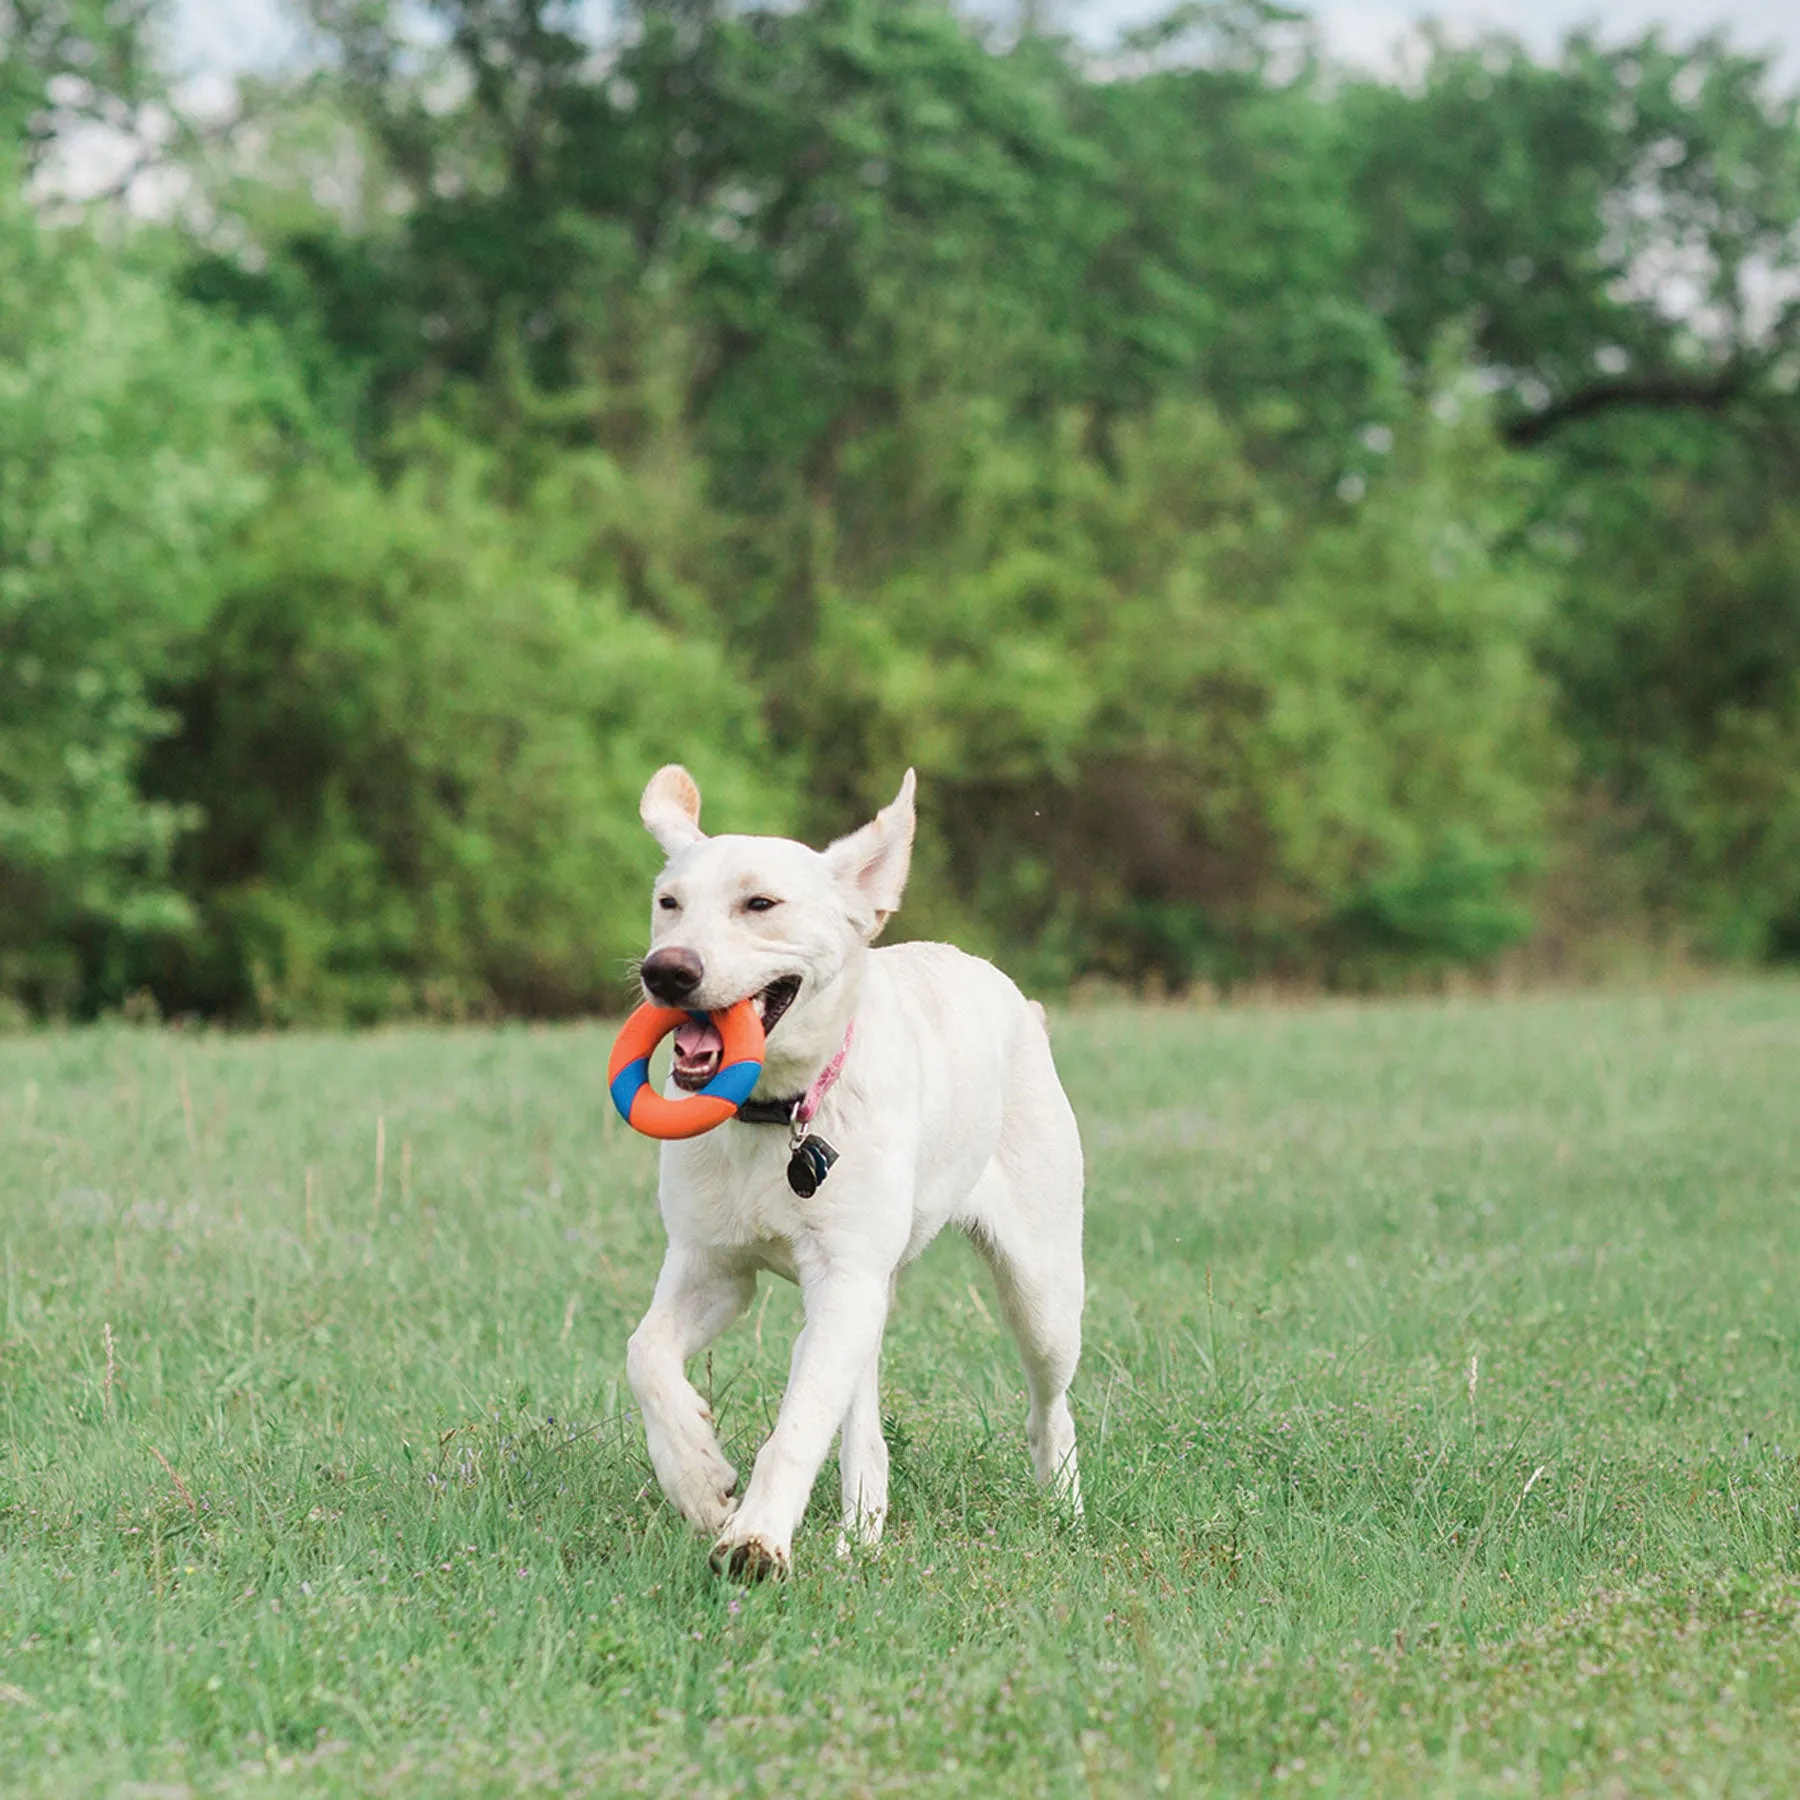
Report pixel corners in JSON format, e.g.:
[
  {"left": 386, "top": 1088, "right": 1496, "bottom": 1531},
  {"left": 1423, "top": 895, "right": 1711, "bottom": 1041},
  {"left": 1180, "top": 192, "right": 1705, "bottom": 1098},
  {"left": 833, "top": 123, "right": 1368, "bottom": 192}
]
[
  {"left": 795, "top": 1020, "right": 853, "bottom": 1126},
  {"left": 733, "top": 1021, "right": 855, "bottom": 1130}
]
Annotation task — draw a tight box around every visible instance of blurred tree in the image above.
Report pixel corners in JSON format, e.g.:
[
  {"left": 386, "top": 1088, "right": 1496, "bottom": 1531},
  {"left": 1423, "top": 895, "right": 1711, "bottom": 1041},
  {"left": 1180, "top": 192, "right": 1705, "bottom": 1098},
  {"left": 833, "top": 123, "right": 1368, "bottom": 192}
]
[
  {"left": 1343, "top": 28, "right": 1800, "bottom": 442},
  {"left": 4, "top": 0, "right": 1798, "bottom": 1017},
  {"left": 797, "top": 379, "right": 1561, "bottom": 986},
  {"left": 1544, "top": 413, "right": 1800, "bottom": 958},
  {"left": 0, "top": 0, "right": 166, "bottom": 166},
  {"left": 1071, "top": 2, "right": 1405, "bottom": 466},
  {"left": 143, "top": 434, "right": 795, "bottom": 1022},
  {"left": 282, "top": 0, "right": 1098, "bottom": 483},
  {"left": 0, "top": 167, "right": 293, "bottom": 1009},
  {"left": 1342, "top": 29, "right": 1800, "bottom": 959}
]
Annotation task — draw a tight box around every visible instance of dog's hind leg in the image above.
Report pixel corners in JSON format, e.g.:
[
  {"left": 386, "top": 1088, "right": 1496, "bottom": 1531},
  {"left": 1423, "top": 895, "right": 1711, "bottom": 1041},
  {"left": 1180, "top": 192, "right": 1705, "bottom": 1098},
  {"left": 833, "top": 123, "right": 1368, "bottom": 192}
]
[
  {"left": 965, "top": 1103, "right": 1085, "bottom": 1515},
  {"left": 973, "top": 1216, "right": 1083, "bottom": 1513},
  {"left": 836, "top": 1347, "right": 890, "bottom": 1554},
  {"left": 627, "top": 1246, "right": 755, "bottom": 1537}
]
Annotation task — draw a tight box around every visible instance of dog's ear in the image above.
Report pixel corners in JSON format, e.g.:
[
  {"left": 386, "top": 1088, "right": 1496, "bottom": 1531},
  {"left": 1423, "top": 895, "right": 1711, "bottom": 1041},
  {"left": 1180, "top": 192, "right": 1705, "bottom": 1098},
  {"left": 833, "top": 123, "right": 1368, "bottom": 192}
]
[
  {"left": 640, "top": 765, "right": 706, "bottom": 856},
  {"left": 825, "top": 769, "right": 916, "bottom": 941}
]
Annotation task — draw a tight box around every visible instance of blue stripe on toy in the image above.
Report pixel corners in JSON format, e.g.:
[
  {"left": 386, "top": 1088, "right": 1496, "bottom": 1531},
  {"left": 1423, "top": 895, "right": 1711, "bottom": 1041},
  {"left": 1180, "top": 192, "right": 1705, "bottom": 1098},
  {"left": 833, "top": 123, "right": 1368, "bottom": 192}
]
[
  {"left": 609, "top": 1057, "right": 650, "bottom": 1121},
  {"left": 704, "top": 1059, "right": 764, "bottom": 1107}
]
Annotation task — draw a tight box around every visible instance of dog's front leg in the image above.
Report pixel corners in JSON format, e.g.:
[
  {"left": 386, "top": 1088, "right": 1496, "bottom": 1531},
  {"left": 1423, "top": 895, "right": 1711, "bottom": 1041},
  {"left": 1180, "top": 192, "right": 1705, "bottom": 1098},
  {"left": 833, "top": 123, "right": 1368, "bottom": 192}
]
[
  {"left": 626, "top": 1246, "right": 754, "bottom": 1537},
  {"left": 710, "top": 1265, "right": 891, "bottom": 1581}
]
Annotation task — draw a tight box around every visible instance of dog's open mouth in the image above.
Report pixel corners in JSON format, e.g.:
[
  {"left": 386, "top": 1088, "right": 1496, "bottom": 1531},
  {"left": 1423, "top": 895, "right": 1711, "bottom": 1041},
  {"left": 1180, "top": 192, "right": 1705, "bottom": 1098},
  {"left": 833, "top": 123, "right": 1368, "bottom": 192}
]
[{"left": 670, "top": 976, "right": 801, "bottom": 1091}]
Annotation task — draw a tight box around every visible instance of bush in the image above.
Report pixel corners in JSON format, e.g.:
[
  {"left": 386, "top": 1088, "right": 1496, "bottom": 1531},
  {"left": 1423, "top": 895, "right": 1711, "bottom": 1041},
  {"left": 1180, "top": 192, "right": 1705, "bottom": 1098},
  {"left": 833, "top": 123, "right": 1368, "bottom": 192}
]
[
  {"left": 146, "top": 442, "right": 792, "bottom": 1022},
  {"left": 801, "top": 387, "right": 1565, "bottom": 987},
  {"left": 0, "top": 175, "right": 287, "bottom": 1011},
  {"left": 1549, "top": 455, "right": 1800, "bottom": 960}
]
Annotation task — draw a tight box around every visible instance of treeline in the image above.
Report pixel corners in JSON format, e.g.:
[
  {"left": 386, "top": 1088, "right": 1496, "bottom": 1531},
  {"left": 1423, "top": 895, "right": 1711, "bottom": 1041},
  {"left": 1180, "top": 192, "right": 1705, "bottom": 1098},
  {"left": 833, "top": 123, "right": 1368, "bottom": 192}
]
[{"left": 3, "top": 0, "right": 1799, "bottom": 1022}]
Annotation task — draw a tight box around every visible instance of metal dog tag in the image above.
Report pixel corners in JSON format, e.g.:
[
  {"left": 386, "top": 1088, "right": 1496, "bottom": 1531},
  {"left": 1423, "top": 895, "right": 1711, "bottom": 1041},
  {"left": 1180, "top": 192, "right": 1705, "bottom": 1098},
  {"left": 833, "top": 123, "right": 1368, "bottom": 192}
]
[{"left": 786, "top": 1135, "right": 838, "bottom": 1197}]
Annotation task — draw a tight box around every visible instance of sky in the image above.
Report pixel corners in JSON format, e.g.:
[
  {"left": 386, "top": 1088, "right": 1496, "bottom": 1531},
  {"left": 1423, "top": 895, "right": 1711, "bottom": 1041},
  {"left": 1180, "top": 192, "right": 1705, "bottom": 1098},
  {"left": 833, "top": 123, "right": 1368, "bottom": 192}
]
[
  {"left": 170, "top": 0, "right": 1800, "bottom": 83},
  {"left": 1305, "top": 0, "right": 1797, "bottom": 70}
]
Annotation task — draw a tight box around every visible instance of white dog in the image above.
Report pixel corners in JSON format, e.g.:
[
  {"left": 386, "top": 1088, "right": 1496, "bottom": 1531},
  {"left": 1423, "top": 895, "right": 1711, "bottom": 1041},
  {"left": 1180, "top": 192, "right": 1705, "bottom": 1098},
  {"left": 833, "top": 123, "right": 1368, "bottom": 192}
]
[{"left": 624, "top": 764, "right": 1085, "bottom": 1579}]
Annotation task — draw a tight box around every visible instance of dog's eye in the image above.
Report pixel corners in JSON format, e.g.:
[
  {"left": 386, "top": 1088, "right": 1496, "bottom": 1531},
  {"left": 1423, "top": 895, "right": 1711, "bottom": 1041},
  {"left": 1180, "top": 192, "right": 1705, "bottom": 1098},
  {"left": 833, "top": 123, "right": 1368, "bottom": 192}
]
[
  {"left": 744, "top": 895, "right": 781, "bottom": 913},
  {"left": 657, "top": 895, "right": 679, "bottom": 912}
]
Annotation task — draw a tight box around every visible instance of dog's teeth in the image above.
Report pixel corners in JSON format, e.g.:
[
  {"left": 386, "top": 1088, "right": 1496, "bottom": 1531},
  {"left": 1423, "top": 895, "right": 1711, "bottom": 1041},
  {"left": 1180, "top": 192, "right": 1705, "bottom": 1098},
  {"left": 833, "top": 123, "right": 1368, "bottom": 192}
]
[{"left": 752, "top": 994, "right": 766, "bottom": 1019}]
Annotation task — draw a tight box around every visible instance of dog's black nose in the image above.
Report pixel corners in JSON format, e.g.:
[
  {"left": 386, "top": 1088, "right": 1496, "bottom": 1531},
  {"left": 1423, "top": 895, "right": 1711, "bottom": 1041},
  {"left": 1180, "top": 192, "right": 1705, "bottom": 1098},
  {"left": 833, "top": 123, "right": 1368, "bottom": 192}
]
[{"left": 641, "top": 947, "right": 704, "bottom": 1004}]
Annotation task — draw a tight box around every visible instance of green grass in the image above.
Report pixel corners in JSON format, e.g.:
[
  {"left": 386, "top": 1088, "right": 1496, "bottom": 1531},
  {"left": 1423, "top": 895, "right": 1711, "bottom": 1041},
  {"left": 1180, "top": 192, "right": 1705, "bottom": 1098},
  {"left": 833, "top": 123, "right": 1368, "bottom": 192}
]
[{"left": 2, "top": 984, "right": 1799, "bottom": 1797}]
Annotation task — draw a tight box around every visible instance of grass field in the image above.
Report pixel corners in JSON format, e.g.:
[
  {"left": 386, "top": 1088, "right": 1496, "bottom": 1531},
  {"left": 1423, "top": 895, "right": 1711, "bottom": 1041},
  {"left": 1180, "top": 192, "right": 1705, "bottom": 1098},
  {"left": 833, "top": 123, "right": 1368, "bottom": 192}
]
[{"left": 1, "top": 984, "right": 1798, "bottom": 1797}]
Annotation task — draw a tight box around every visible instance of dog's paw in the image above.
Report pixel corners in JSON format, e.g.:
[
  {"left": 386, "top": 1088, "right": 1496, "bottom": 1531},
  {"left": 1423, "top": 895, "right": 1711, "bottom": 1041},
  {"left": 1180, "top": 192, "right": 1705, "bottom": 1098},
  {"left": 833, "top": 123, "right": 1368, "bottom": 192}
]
[
  {"left": 684, "top": 1483, "right": 740, "bottom": 1539},
  {"left": 670, "top": 1463, "right": 739, "bottom": 1538},
  {"left": 709, "top": 1529, "right": 790, "bottom": 1584},
  {"left": 835, "top": 1507, "right": 887, "bottom": 1560},
  {"left": 834, "top": 1528, "right": 886, "bottom": 1562}
]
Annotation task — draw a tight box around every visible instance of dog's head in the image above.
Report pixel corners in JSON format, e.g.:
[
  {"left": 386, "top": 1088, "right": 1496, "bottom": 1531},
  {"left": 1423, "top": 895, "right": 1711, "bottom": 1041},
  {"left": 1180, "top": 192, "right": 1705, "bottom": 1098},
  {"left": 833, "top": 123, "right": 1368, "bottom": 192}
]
[{"left": 637, "top": 764, "right": 915, "bottom": 1090}]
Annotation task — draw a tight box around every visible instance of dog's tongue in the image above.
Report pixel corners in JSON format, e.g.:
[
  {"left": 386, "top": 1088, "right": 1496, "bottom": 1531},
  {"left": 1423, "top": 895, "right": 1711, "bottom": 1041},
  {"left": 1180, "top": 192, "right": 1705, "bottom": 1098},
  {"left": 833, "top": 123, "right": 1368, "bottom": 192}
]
[
  {"left": 674, "top": 1019, "right": 722, "bottom": 1062},
  {"left": 671, "top": 1016, "right": 724, "bottom": 1091}
]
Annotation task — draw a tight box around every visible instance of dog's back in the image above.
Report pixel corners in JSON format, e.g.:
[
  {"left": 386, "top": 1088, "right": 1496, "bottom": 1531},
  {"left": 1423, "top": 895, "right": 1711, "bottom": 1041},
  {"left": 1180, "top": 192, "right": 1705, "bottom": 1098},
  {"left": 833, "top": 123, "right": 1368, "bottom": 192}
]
[{"left": 861, "top": 939, "right": 1069, "bottom": 1145}]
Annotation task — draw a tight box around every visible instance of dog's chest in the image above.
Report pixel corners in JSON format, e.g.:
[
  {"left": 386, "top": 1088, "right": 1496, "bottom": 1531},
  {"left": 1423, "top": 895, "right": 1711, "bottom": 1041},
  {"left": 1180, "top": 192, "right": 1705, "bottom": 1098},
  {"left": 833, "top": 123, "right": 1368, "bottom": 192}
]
[{"left": 664, "top": 1133, "right": 820, "bottom": 1250}]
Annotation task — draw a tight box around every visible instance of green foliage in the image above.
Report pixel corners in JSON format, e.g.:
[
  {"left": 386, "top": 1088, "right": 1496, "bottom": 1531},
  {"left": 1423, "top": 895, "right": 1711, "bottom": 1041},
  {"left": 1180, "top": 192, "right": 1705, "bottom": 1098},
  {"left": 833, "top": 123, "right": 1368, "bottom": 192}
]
[
  {"left": 1544, "top": 428, "right": 1800, "bottom": 958},
  {"left": 0, "top": 0, "right": 166, "bottom": 160},
  {"left": 1343, "top": 28, "right": 1800, "bottom": 432},
  {"left": 4, "top": 988, "right": 1800, "bottom": 1791},
  {"left": 804, "top": 387, "right": 1560, "bottom": 984},
  {"left": 0, "top": 170, "right": 284, "bottom": 1010},
  {"left": 147, "top": 440, "right": 793, "bottom": 1023},
  {"left": 1076, "top": 4, "right": 1407, "bottom": 461},
  {"left": 5, "top": 1, "right": 1800, "bottom": 1016}
]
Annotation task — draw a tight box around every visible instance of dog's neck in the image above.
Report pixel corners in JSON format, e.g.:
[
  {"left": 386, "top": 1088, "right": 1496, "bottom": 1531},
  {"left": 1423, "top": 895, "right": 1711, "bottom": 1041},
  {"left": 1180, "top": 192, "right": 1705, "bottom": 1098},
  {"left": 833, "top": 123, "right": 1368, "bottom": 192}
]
[{"left": 755, "top": 949, "right": 866, "bottom": 1098}]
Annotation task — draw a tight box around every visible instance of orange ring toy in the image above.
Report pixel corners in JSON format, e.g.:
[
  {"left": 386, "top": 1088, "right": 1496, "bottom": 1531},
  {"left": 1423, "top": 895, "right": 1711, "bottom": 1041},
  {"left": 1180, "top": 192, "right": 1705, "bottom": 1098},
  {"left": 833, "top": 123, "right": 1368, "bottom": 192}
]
[{"left": 607, "top": 999, "right": 766, "bottom": 1140}]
